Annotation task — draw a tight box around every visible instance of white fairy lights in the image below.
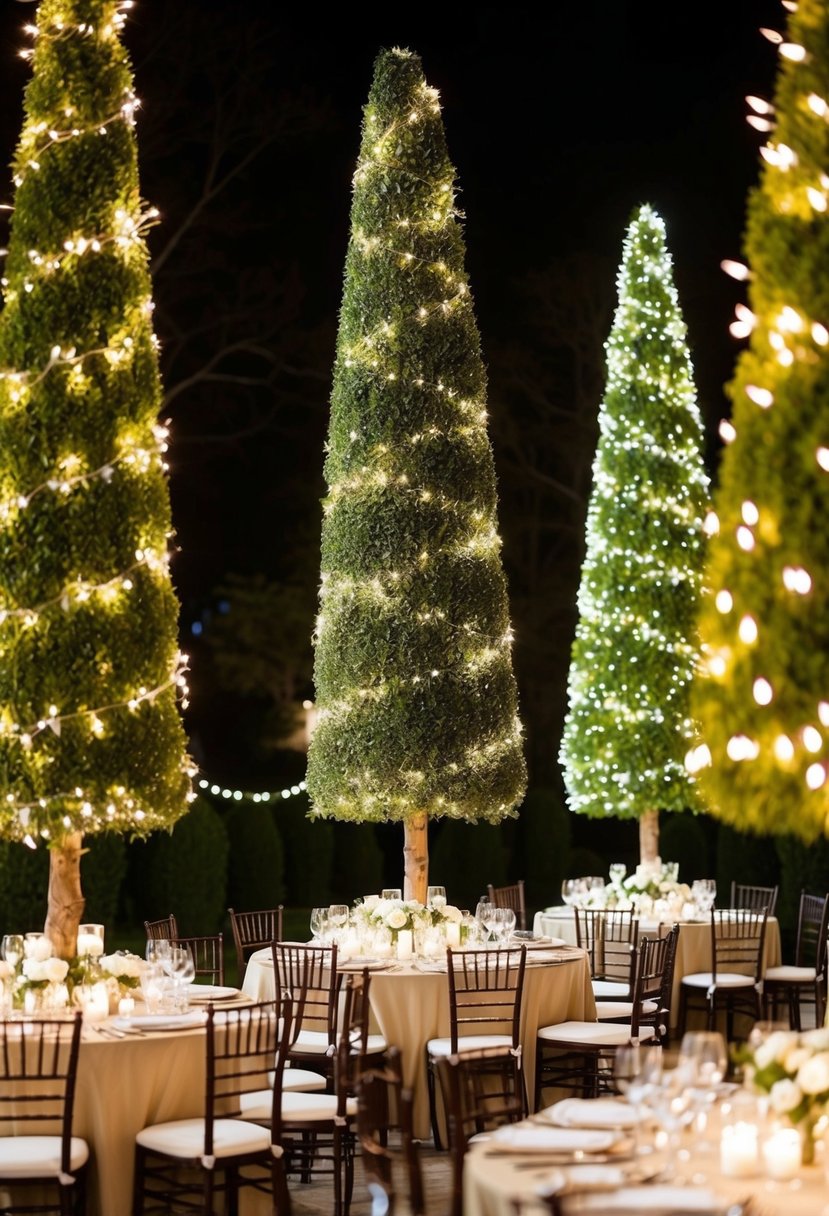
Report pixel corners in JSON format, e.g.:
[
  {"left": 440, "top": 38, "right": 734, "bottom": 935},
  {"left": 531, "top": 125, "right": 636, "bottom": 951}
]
[
  {"left": 688, "top": 6, "right": 829, "bottom": 831},
  {"left": 0, "top": 4, "right": 193, "bottom": 843}
]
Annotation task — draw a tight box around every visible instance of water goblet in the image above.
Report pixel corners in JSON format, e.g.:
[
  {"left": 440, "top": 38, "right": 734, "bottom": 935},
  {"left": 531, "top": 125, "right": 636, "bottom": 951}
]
[
  {"left": 498, "top": 907, "right": 517, "bottom": 942},
  {"left": 169, "top": 945, "right": 195, "bottom": 1012},
  {"left": 310, "top": 907, "right": 329, "bottom": 943},
  {"left": 613, "top": 1042, "right": 662, "bottom": 1156},
  {"left": 475, "top": 897, "right": 491, "bottom": 926},
  {"left": 644, "top": 1063, "right": 696, "bottom": 1180},
  {"left": 1, "top": 934, "right": 23, "bottom": 969},
  {"left": 678, "top": 1031, "right": 728, "bottom": 1155},
  {"left": 328, "top": 904, "right": 349, "bottom": 940},
  {"left": 609, "top": 863, "right": 627, "bottom": 885},
  {"left": 427, "top": 885, "right": 447, "bottom": 908}
]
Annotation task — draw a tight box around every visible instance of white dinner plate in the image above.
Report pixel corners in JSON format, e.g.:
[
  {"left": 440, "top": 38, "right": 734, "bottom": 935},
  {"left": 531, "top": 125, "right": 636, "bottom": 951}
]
[
  {"left": 524, "top": 950, "right": 566, "bottom": 965},
  {"left": 187, "top": 985, "right": 242, "bottom": 1003},
  {"left": 543, "top": 1097, "right": 645, "bottom": 1129},
  {"left": 556, "top": 1185, "right": 721, "bottom": 1212},
  {"left": 413, "top": 960, "right": 447, "bottom": 973},
  {"left": 338, "top": 959, "right": 392, "bottom": 972},
  {"left": 112, "top": 1011, "right": 207, "bottom": 1032}
]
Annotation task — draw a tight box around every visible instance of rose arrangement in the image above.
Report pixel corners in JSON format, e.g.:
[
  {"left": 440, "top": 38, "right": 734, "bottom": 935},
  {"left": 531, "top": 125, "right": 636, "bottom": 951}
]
[
  {"left": 4, "top": 935, "right": 144, "bottom": 1011},
  {"left": 353, "top": 896, "right": 463, "bottom": 937},
  {"left": 589, "top": 860, "right": 691, "bottom": 916},
  {"left": 733, "top": 1027, "right": 829, "bottom": 1162}
]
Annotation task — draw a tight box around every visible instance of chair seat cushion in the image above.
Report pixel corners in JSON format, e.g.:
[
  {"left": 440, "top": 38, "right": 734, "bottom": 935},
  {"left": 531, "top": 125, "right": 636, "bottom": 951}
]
[
  {"left": 426, "top": 1034, "right": 514, "bottom": 1059},
  {"left": 764, "top": 966, "right": 817, "bottom": 983},
  {"left": 537, "top": 1021, "right": 657, "bottom": 1046},
  {"left": 594, "top": 999, "right": 658, "bottom": 1021},
  {"left": 281, "top": 1091, "right": 357, "bottom": 1122},
  {"left": 136, "top": 1118, "right": 270, "bottom": 1159},
  {"left": 0, "top": 1136, "right": 89, "bottom": 1178},
  {"left": 283, "top": 1067, "right": 328, "bottom": 1092},
  {"left": 591, "top": 981, "right": 630, "bottom": 999},
  {"left": 681, "top": 972, "right": 755, "bottom": 989},
  {"left": 292, "top": 1030, "right": 335, "bottom": 1054}
]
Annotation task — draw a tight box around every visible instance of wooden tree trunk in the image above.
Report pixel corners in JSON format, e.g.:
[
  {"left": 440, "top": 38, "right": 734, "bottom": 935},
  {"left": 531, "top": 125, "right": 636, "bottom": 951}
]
[
  {"left": 403, "top": 811, "right": 428, "bottom": 904},
  {"left": 639, "top": 809, "right": 660, "bottom": 865},
  {"left": 44, "top": 834, "right": 85, "bottom": 960}
]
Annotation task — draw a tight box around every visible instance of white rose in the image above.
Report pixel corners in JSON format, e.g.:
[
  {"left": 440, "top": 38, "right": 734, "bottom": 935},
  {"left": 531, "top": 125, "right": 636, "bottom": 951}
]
[
  {"left": 442, "top": 905, "right": 463, "bottom": 923},
  {"left": 769, "top": 1078, "right": 803, "bottom": 1113},
  {"left": 386, "top": 908, "right": 408, "bottom": 931},
  {"left": 43, "top": 958, "right": 69, "bottom": 983},
  {"left": 801, "top": 1028, "right": 829, "bottom": 1052},
  {"left": 796, "top": 1052, "right": 829, "bottom": 1096},
  {"left": 24, "top": 936, "right": 52, "bottom": 962},
  {"left": 784, "top": 1047, "right": 813, "bottom": 1075},
  {"left": 22, "top": 958, "right": 46, "bottom": 982},
  {"left": 755, "top": 1031, "right": 798, "bottom": 1070}
]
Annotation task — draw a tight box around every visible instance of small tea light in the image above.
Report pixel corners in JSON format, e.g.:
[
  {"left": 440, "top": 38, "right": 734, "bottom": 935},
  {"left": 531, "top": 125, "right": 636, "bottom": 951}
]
[
  {"left": 363, "top": 895, "right": 380, "bottom": 910},
  {"left": 762, "top": 1127, "right": 801, "bottom": 1180},
  {"left": 118, "top": 995, "right": 135, "bottom": 1019},
  {"left": 445, "top": 921, "right": 461, "bottom": 947},
  {"left": 396, "top": 929, "right": 413, "bottom": 961},
  {"left": 721, "top": 1121, "right": 759, "bottom": 1177}
]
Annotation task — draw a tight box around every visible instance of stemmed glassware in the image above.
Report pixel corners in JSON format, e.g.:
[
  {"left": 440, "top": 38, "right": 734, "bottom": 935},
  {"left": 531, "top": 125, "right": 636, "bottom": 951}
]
[
  {"left": 614, "top": 1042, "right": 662, "bottom": 1156},
  {"left": 169, "top": 945, "right": 195, "bottom": 1010},
  {"left": 328, "top": 905, "right": 349, "bottom": 940},
  {"left": 496, "top": 907, "right": 516, "bottom": 943},
  {"left": 678, "top": 1031, "right": 728, "bottom": 1154},
  {"left": 692, "top": 879, "right": 717, "bottom": 914},
  {"left": 381, "top": 889, "right": 402, "bottom": 901},
  {"left": 643, "top": 1062, "right": 697, "bottom": 1180},
  {"left": 427, "top": 885, "right": 447, "bottom": 908},
  {"left": 310, "top": 907, "right": 329, "bottom": 943},
  {"left": 1, "top": 934, "right": 23, "bottom": 968}
]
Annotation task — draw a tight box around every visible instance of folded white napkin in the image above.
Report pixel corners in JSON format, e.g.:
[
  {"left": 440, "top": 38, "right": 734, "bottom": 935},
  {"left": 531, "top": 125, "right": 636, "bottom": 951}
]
[
  {"left": 490, "top": 1125, "right": 617, "bottom": 1152},
  {"left": 545, "top": 1098, "right": 643, "bottom": 1129},
  {"left": 563, "top": 1185, "right": 719, "bottom": 1212}
]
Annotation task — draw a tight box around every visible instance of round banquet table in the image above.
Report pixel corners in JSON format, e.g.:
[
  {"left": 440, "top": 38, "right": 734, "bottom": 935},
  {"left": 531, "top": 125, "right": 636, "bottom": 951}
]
[
  {"left": 243, "top": 945, "right": 597, "bottom": 1140},
  {"left": 533, "top": 908, "right": 782, "bottom": 1031},
  {"left": 1, "top": 1006, "right": 272, "bottom": 1216},
  {"left": 463, "top": 1119, "right": 828, "bottom": 1216}
]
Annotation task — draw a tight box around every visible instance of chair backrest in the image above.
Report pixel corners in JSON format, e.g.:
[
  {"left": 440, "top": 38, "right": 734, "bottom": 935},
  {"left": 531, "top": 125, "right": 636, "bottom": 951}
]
[
  {"left": 729, "top": 882, "right": 778, "bottom": 917},
  {"left": 487, "top": 881, "right": 527, "bottom": 932},
  {"left": 631, "top": 924, "right": 679, "bottom": 1039},
  {"left": 144, "top": 913, "right": 178, "bottom": 940},
  {"left": 574, "top": 907, "right": 639, "bottom": 988},
  {"left": 228, "top": 906, "right": 284, "bottom": 980},
  {"left": 204, "top": 999, "right": 280, "bottom": 1157},
  {"left": 711, "top": 907, "right": 768, "bottom": 980},
  {"left": 356, "top": 1046, "right": 426, "bottom": 1216},
  {"left": 795, "top": 890, "right": 829, "bottom": 972},
  {"left": 0, "top": 1012, "right": 82, "bottom": 1180},
  {"left": 173, "top": 933, "right": 224, "bottom": 986},
  {"left": 271, "top": 941, "right": 339, "bottom": 1049},
  {"left": 446, "top": 946, "right": 527, "bottom": 1053},
  {"left": 437, "top": 1045, "right": 525, "bottom": 1216}
]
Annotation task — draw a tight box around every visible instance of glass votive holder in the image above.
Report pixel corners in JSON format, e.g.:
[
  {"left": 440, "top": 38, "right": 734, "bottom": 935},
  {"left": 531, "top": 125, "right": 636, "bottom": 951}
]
[
  {"left": 762, "top": 1124, "right": 802, "bottom": 1183},
  {"left": 77, "top": 923, "right": 105, "bottom": 959},
  {"left": 720, "top": 1091, "right": 761, "bottom": 1179}
]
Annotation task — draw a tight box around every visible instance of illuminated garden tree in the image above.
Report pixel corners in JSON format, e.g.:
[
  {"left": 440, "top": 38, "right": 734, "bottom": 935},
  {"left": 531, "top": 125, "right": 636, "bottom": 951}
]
[
  {"left": 689, "top": 0, "right": 829, "bottom": 841},
  {"left": 306, "top": 48, "right": 526, "bottom": 903},
  {"left": 0, "top": 0, "right": 193, "bottom": 956},
  {"left": 560, "top": 205, "right": 710, "bottom": 865}
]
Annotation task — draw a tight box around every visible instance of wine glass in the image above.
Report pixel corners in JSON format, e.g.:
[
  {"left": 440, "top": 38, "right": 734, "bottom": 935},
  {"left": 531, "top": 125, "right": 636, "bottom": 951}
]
[
  {"left": 482, "top": 903, "right": 500, "bottom": 944},
  {"left": 381, "top": 889, "right": 402, "bottom": 901},
  {"left": 475, "top": 897, "right": 491, "bottom": 926},
  {"left": 427, "top": 885, "right": 447, "bottom": 908},
  {"left": 497, "top": 907, "right": 517, "bottom": 943},
  {"left": 643, "top": 1063, "right": 696, "bottom": 1180},
  {"left": 310, "top": 907, "right": 328, "bottom": 942},
  {"left": 169, "top": 945, "right": 195, "bottom": 1011},
  {"left": 1, "top": 934, "right": 23, "bottom": 968},
  {"left": 328, "top": 904, "right": 349, "bottom": 938},
  {"left": 614, "top": 1042, "right": 662, "bottom": 1155},
  {"left": 679, "top": 1031, "right": 728, "bottom": 1151},
  {"left": 145, "top": 938, "right": 171, "bottom": 967}
]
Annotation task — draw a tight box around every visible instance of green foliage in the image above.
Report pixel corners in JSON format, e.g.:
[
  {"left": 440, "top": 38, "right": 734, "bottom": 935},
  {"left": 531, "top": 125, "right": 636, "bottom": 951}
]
[
  {"left": 517, "top": 787, "right": 571, "bottom": 916},
  {"left": 224, "top": 802, "right": 285, "bottom": 911},
  {"left": 81, "top": 833, "right": 127, "bottom": 925},
  {"left": 306, "top": 47, "right": 526, "bottom": 827},
  {"left": 431, "top": 820, "right": 506, "bottom": 911},
  {"left": 715, "top": 823, "right": 780, "bottom": 903},
  {"left": 775, "top": 833, "right": 829, "bottom": 954},
  {"left": 129, "top": 798, "right": 228, "bottom": 934},
  {"left": 692, "top": 1, "right": 829, "bottom": 840},
  {"left": 0, "top": 832, "right": 126, "bottom": 930},
  {"left": 277, "top": 794, "right": 334, "bottom": 907},
  {"left": 330, "top": 823, "right": 384, "bottom": 903},
  {"left": 0, "top": 0, "right": 191, "bottom": 843},
  {"left": 560, "top": 204, "right": 710, "bottom": 825}
]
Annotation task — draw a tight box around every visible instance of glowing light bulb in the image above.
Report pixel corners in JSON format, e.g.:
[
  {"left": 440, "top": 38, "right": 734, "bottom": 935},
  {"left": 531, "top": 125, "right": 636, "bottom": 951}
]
[
  {"left": 811, "top": 322, "right": 829, "bottom": 345},
  {"left": 753, "top": 678, "right": 773, "bottom": 705},
  {"left": 818, "top": 447, "right": 829, "bottom": 471},
  {"left": 721, "top": 259, "right": 750, "bottom": 281},
  {"left": 746, "top": 95, "right": 773, "bottom": 114},
  {"left": 708, "top": 655, "right": 727, "bottom": 678},
  {"left": 807, "top": 187, "right": 827, "bottom": 211},
  {"left": 806, "top": 763, "right": 827, "bottom": 790},
  {"left": 780, "top": 42, "right": 807, "bottom": 62},
  {"left": 782, "top": 566, "right": 812, "bottom": 594},
  {"left": 739, "top": 615, "right": 758, "bottom": 644},
  {"left": 741, "top": 500, "right": 759, "bottom": 525},
  {"left": 737, "top": 526, "right": 755, "bottom": 551},
  {"left": 703, "top": 510, "right": 720, "bottom": 536},
  {"left": 715, "top": 590, "right": 733, "bottom": 614},
  {"left": 774, "top": 735, "right": 795, "bottom": 762},
  {"left": 719, "top": 420, "right": 737, "bottom": 444},
  {"left": 819, "top": 702, "right": 829, "bottom": 728},
  {"left": 727, "top": 735, "right": 760, "bottom": 761},
  {"left": 745, "top": 385, "right": 773, "bottom": 408},
  {"left": 803, "top": 725, "right": 822, "bottom": 753},
  {"left": 684, "top": 743, "right": 711, "bottom": 773}
]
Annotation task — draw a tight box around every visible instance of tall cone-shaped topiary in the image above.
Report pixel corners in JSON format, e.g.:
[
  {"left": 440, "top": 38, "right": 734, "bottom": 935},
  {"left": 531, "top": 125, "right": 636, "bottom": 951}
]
[
  {"left": 0, "top": 0, "right": 194, "bottom": 957},
  {"left": 559, "top": 205, "right": 710, "bottom": 865},
  {"left": 306, "top": 47, "right": 526, "bottom": 903},
  {"left": 689, "top": 1, "right": 829, "bottom": 841}
]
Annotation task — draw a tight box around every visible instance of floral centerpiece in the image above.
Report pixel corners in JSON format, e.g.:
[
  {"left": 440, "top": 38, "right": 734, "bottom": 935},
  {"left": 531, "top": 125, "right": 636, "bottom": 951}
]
[
  {"left": 589, "top": 859, "right": 692, "bottom": 918},
  {"left": 352, "top": 896, "right": 463, "bottom": 939},
  {"left": 2, "top": 934, "right": 144, "bottom": 1014},
  {"left": 733, "top": 1027, "right": 829, "bottom": 1163}
]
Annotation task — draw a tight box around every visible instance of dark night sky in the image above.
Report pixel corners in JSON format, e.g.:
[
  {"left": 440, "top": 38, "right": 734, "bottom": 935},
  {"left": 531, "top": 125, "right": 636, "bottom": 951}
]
[{"left": 0, "top": 0, "right": 791, "bottom": 784}]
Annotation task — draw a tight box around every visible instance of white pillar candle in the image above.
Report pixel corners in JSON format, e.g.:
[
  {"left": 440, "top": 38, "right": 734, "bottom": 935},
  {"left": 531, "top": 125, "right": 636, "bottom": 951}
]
[
  {"left": 396, "top": 929, "right": 413, "bottom": 961},
  {"left": 762, "top": 1127, "right": 801, "bottom": 1180},
  {"left": 446, "top": 921, "right": 461, "bottom": 947},
  {"left": 118, "top": 995, "right": 135, "bottom": 1019},
  {"left": 720, "top": 1122, "right": 759, "bottom": 1177}
]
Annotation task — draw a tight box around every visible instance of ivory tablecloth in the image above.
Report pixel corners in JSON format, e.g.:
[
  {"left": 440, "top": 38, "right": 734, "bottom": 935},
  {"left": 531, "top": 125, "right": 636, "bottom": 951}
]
[
  {"left": 243, "top": 946, "right": 596, "bottom": 1139},
  {"left": 533, "top": 909, "right": 782, "bottom": 1030}
]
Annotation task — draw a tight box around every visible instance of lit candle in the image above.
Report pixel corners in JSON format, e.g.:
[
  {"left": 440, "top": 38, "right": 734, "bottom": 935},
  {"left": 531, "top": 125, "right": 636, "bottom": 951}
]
[
  {"left": 363, "top": 895, "right": 380, "bottom": 909},
  {"left": 721, "top": 1122, "right": 759, "bottom": 1177},
  {"left": 762, "top": 1127, "right": 801, "bottom": 1180},
  {"left": 77, "top": 933, "right": 104, "bottom": 958},
  {"left": 118, "top": 995, "right": 135, "bottom": 1019},
  {"left": 396, "top": 929, "right": 413, "bottom": 961},
  {"left": 446, "top": 922, "right": 461, "bottom": 947}
]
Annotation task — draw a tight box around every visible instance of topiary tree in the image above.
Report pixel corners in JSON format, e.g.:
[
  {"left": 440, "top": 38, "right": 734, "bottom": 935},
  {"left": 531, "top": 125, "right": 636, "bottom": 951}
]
[
  {"left": 690, "top": 1, "right": 829, "bottom": 841},
  {"left": 559, "top": 205, "right": 710, "bottom": 865},
  {"left": 305, "top": 47, "right": 526, "bottom": 902},
  {"left": 0, "top": 0, "right": 193, "bottom": 956}
]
